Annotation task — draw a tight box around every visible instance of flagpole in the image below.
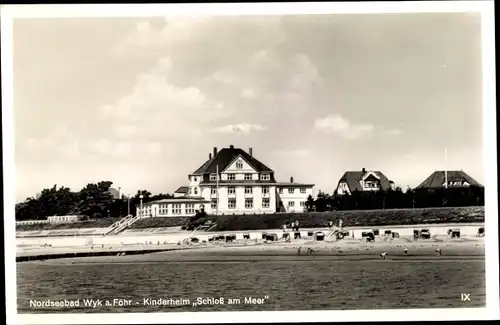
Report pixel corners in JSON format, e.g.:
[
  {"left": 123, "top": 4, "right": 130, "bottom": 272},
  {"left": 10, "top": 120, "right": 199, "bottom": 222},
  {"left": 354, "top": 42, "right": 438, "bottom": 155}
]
[
  {"left": 216, "top": 164, "right": 219, "bottom": 216},
  {"left": 444, "top": 147, "right": 448, "bottom": 189}
]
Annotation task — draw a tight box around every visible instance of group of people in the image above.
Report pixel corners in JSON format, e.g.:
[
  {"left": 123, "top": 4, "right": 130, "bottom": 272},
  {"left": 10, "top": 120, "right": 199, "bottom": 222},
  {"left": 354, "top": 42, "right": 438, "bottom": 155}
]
[{"left": 283, "top": 221, "right": 301, "bottom": 232}]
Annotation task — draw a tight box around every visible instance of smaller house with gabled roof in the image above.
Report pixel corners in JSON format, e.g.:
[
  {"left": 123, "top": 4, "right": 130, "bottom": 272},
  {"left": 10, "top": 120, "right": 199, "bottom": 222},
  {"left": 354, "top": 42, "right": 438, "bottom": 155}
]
[
  {"left": 416, "top": 170, "right": 483, "bottom": 189},
  {"left": 336, "top": 168, "right": 395, "bottom": 195}
]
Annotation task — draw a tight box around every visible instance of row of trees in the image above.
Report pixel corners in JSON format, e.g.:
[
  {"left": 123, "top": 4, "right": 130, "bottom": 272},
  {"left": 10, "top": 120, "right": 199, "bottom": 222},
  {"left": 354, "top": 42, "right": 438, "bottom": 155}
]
[
  {"left": 307, "top": 186, "right": 485, "bottom": 212},
  {"left": 16, "top": 181, "right": 485, "bottom": 221},
  {"left": 15, "top": 181, "right": 174, "bottom": 221}
]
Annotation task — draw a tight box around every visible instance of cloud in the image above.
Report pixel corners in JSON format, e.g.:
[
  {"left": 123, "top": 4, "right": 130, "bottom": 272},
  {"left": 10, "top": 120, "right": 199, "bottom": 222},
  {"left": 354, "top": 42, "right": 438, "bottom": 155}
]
[
  {"left": 214, "top": 123, "right": 268, "bottom": 135},
  {"left": 273, "top": 149, "right": 310, "bottom": 157},
  {"left": 100, "top": 56, "right": 230, "bottom": 141},
  {"left": 288, "top": 53, "right": 323, "bottom": 91},
  {"left": 241, "top": 88, "right": 256, "bottom": 98},
  {"left": 384, "top": 128, "right": 403, "bottom": 136},
  {"left": 210, "top": 70, "right": 234, "bottom": 84},
  {"left": 314, "top": 114, "right": 375, "bottom": 140}
]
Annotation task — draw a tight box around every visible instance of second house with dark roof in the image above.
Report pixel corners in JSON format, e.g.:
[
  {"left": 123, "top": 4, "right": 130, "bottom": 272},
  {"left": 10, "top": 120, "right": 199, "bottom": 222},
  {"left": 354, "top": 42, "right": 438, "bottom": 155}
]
[
  {"left": 138, "top": 145, "right": 315, "bottom": 217},
  {"left": 335, "top": 168, "right": 395, "bottom": 195}
]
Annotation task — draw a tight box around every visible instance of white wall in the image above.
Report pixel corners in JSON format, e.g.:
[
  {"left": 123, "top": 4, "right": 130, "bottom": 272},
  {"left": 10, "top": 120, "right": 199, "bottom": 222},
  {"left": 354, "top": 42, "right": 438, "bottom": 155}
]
[
  {"left": 200, "top": 184, "right": 276, "bottom": 214},
  {"left": 277, "top": 186, "right": 313, "bottom": 212}
]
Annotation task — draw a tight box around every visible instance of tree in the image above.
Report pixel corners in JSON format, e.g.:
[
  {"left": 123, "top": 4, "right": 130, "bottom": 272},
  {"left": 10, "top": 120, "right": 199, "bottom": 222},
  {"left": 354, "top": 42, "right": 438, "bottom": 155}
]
[{"left": 305, "top": 194, "right": 315, "bottom": 212}]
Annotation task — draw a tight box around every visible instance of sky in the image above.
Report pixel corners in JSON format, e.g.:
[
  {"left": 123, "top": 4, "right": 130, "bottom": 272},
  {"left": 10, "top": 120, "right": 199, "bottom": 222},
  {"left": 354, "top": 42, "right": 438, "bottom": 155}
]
[{"left": 12, "top": 13, "right": 484, "bottom": 202}]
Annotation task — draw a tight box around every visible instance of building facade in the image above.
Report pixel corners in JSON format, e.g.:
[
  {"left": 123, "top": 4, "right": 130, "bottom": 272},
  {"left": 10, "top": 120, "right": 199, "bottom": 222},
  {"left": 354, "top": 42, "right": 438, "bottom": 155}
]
[
  {"left": 137, "top": 145, "right": 314, "bottom": 217},
  {"left": 136, "top": 198, "right": 210, "bottom": 218},
  {"left": 336, "top": 168, "right": 395, "bottom": 195}
]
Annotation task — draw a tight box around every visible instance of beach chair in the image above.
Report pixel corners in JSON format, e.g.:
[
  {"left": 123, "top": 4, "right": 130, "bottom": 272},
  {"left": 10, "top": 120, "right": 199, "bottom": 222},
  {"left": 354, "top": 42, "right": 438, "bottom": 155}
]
[
  {"left": 366, "top": 232, "right": 375, "bottom": 242},
  {"left": 294, "top": 231, "right": 301, "bottom": 239},
  {"left": 307, "top": 231, "right": 314, "bottom": 237},
  {"left": 282, "top": 232, "right": 290, "bottom": 240},
  {"left": 420, "top": 229, "right": 431, "bottom": 239},
  {"left": 447, "top": 228, "right": 453, "bottom": 236},
  {"left": 314, "top": 232, "right": 325, "bottom": 241},
  {"left": 261, "top": 232, "right": 268, "bottom": 240},
  {"left": 477, "top": 227, "right": 485, "bottom": 237},
  {"left": 392, "top": 232, "right": 400, "bottom": 239},
  {"left": 266, "top": 233, "right": 278, "bottom": 242},
  {"left": 384, "top": 230, "right": 392, "bottom": 236},
  {"left": 451, "top": 229, "right": 461, "bottom": 238},
  {"left": 190, "top": 237, "right": 199, "bottom": 243},
  {"left": 243, "top": 233, "right": 250, "bottom": 240},
  {"left": 208, "top": 236, "right": 214, "bottom": 242},
  {"left": 372, "top": 229, "right": 380, "bottom": 236}
]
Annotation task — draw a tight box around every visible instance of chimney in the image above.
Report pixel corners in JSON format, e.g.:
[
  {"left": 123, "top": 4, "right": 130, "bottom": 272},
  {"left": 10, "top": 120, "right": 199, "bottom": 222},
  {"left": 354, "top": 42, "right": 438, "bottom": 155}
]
[
  {"left": 290, "top": 176, "right": 294, "bottom": 183},
  {"left": 229, "top": 145, "right": 234, "bottom": 149},
  {"left": 249, "top": 147, "right": 253, "bottom": 157},
  {"left": 209, "top": 153, "right": 212, "bottom": 160},
  {"left": 118, "top": 187, "right": 122, "bottom": 199},
  {"left": 362, "top": 168, "right": 366, "bottom": 173},
  {"left": 213, "top": 147, "right": 218, "bottom": 157}
]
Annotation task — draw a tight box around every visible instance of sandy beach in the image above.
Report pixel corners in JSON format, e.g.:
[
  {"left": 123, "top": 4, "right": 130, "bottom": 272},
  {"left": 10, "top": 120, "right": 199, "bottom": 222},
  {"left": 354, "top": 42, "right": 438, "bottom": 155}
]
[{"left": 23, "top": 233, "right": 485, "bottom": 265}]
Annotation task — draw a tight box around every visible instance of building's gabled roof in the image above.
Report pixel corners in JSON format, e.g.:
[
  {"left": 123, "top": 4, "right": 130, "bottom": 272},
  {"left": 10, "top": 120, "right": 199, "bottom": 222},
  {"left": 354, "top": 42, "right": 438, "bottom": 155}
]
[
  {"left": 192, "top": 147, "right": 273, "bottom": 175},
  {"left": 174, "top": 186, "right": 189, "bottom": 194},
  {"left": 416, "top": 170, "right": 483, "bottom": 189},
  {"left": 338, "top": 171, "right": 392, "bottom": 192}
]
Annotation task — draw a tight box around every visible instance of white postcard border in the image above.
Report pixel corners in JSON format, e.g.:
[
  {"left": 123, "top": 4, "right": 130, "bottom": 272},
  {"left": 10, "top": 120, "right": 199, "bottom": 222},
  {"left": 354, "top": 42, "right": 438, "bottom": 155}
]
[{"left": 2, "top": 1, "right": 498, "bottom": 324}]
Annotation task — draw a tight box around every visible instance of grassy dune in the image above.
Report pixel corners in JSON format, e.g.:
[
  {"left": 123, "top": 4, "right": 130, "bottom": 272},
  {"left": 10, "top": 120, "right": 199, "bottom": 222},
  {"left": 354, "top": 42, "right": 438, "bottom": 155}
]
[
  {"left": 209, "top": 206, "right": 485, "bottom": 231},
  {"left": 16, "top": 206, "right": 484, "bottom": 233}
]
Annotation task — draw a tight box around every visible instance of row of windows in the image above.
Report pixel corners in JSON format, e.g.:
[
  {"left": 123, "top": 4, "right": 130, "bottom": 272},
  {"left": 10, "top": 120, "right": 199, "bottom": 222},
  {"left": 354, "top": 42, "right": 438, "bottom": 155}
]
[
  {"left": 141, "top": 204, "right": 196, "bottom": 215},
  {"left": 210, "top": 198, "right": 271, "bottom": 209},
  {"left": 211, "top": 186, "right": 270, "bottom": 194},
  {"left": 278, "top": 188, "right": 307, "bottom": 194},
  {"left": 209, "top": 173, "right": 271, "bottom": 181},
  {"left": 287, "top": 201, "right": 306, "bottom": 207},
  {"left": 207, "top": 186, "right": 308, "bottom": 194},
  {"left": 363, "top": 181, "right": 380, "bottom": 188}
]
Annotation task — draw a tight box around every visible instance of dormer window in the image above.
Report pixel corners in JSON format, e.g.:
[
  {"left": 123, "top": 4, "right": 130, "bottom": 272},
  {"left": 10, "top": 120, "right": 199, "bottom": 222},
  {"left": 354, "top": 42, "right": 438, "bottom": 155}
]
[
  {"left": 228, "top": 174, "right": 235, "bottom": 180},
  {"left": 236, "top": 160, "right": 243, "bottom": 169},
  {"left": 210, "top": 174, "right": 217, "bottom": 181},
  {"left": 260, "top": 173, "right": 270, "bottom": 181}
]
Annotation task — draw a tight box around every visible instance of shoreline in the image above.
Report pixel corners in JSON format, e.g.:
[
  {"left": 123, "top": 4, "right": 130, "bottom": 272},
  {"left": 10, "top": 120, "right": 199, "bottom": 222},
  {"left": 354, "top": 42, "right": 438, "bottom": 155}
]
[{"left": 18, "top": 236, "right": 485, "bottom": 263}]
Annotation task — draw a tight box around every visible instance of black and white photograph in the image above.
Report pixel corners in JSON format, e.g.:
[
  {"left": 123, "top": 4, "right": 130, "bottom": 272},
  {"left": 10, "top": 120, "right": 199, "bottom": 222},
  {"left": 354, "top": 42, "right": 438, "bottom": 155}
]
[{"left": 2, "top": 2, "right": 498, "bottom": 324}]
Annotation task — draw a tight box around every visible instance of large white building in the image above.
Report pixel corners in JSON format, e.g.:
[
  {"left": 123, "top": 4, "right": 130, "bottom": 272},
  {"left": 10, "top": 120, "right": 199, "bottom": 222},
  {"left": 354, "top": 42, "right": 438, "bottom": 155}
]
[{"left": 136, "top": 145, "right": 314, "bottom": 217}]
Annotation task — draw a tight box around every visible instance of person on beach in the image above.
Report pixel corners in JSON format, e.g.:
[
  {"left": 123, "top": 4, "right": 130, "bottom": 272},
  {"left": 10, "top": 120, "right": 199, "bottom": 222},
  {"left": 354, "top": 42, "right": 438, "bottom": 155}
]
[
  {"left": 328, "top": 221, "right": 333, "bottom": 229},
  {"left": 380, "top": 252, "right": 388, "bottom": 260},
  {"left": 297, "top": 246, "right": 302, "bottom": 255},
  {"left": 404, "top": 247, "right": 408, "bottom": 255},
  {"left": 436, "top": 248, "right": 442, "bottom": 256}
]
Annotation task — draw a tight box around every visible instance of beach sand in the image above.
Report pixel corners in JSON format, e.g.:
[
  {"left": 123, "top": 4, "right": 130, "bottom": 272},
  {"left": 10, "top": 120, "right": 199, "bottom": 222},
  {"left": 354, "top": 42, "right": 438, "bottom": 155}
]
[{"left": 25, "top": 234, "right": 485, "bottom": 265}]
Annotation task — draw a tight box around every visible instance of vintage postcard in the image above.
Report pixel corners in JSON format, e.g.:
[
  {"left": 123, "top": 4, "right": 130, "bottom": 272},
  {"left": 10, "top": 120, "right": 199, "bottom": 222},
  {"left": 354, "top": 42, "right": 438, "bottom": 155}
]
[{"left": 2, "top": 1, "right": 498, "bottom": 324}]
